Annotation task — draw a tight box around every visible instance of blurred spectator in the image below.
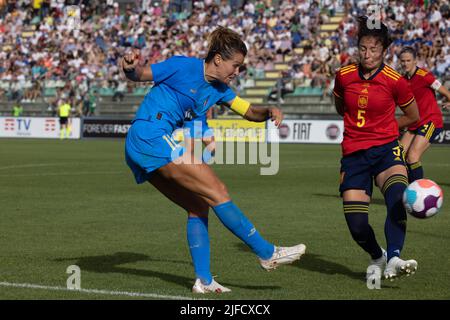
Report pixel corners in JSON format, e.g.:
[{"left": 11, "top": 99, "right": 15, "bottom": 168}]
[
  {"left": 112, "top": 79, "right": 127, "bottom": 102},
  {"left": 87, "top": 89, "right": 98, "bottom": 116},
  {"left": 267, "top": 71, "right": 294, "bottom": 104},
  {"left": 12, "top": 101, "right": 23, "bottom": 117}
]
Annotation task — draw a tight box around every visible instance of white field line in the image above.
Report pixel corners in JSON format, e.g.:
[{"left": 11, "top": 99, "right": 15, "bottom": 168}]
[{"left": 0, "top": 281, "right": 198, "bottom": 300}]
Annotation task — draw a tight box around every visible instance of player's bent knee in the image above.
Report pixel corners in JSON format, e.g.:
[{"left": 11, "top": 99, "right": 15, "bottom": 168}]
[
  {"left": 187, "top": 197, "right": 210, "bottom": 215},
  {"left": 209, "top": 181, "right": 230, "bottom": 205},
  {"left": 218, "top": 181, "right": 230, "bottom": 198},
  {"left": 197, "top": 199, "right": 210, "bottom": 213}
]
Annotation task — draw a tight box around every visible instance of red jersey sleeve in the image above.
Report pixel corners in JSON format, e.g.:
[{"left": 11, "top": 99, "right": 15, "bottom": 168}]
[
  {"left": 423, "top": 72, "right": 436, "bottom": 86},
  {"left": 333, "top": 72, "right": 344, "bottom": 99},
  {"left": 393, "top": 77, "right": 415, "bottom": 109}
]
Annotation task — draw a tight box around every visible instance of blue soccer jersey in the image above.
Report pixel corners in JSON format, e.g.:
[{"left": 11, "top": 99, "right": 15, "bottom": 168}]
[
  {"left": 126, "top": 56, "right": 236, "bottom": 183},
  {"left": 134, "top": 56, "right": 236, "bottom": 128}
]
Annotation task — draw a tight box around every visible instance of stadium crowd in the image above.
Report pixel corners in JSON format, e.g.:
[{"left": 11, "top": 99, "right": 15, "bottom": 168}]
[{"left": 0, "top": 0, "right": 449, "bottom": 115}]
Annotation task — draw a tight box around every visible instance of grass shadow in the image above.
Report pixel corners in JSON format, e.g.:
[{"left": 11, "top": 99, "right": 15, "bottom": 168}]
[
  {"left": 294, "top": 253, "right": 364, "bottom": 281},
  {"left": 235, "top": 244, "right": 401, "bottom": 289},
  {"left": 235, "top": 243, "right": 362, "bottom": 281},
  {"left": 54, "top": 251, "right": 279, "bottom": 291},
  {"left": 54, "top": 252, "right": 193, "bottom": 289},
  {"left": 295, "top": 253, "right": 400, "bottom": 289}
]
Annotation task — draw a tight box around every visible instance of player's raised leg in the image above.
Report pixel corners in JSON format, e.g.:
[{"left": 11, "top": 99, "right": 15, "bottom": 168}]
[
  {"left": 154, "top": 154, "right": 306, "bottom": 271},
  {"left": 150, "top": 173, "right": 231, "bottom": 293}
]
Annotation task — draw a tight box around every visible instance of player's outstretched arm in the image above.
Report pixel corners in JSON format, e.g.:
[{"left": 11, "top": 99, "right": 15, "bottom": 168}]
[
  {"left": 245, "top": 105, "right": 283, "bottom": 126},
  {"left": 119, "top": 48, "right": 153, "bottom": 82},
  {"left": 226, "top": 96, "right": 283, "bottom": 126},
  {"left": 397, "top": 99, "right": 420, "bottom": 129}
]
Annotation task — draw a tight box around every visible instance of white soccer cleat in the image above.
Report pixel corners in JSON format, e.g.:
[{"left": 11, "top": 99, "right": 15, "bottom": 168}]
[
  {"left": 384, "top": 256, "right": 418, "bottom": 281},
  {"left": 366, "top": 248, "right": 387, "bottom": 280},
  {"left": 259, "top": 244, "right": 306, "bottom": 271},
  {"left": 192, "top": 278, "right": 231, "bottom": 294}
]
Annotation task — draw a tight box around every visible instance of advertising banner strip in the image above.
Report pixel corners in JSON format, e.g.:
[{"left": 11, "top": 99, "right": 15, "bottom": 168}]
[
  {"left": 82, "top": 119, "right": 131, "bottom": 138},
  {"left": 0, "top": 117, "right": 81, "bottom": 139},
  {"left": 206, "top": 119, "right": 265, "bottom": 142},
  {"left": 172, "top": 119, "right": 266, "bottom": 142},
  {"left": 267, "top": 120, "right": 344, "bottom": 144},
  {"left": 432, "top": 123, "right": 450, "bottom": 144}
]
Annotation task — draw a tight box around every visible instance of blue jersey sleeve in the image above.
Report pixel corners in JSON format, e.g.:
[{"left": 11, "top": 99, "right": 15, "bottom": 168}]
[
  {"left": 217, "top": 86, "right": 236, "bottom": 105},
  {"left": 150, "top": 56, "right": 185, "bottom": 84}
]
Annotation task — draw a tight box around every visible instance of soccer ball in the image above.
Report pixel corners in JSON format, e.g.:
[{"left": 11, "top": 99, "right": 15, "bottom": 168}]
[{"left": 403, "top": 179, "right": 444, "bottom": 219}]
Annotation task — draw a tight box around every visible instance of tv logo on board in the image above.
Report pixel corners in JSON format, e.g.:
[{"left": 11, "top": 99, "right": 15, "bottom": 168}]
[
  {"left": 45, "top": 119, "right": 56, "bottom": 132},
  {"left": 4, "top": 118, "right": 15, "bottom": 131},
  {"left": 4, "top": 118, "right": 32, "bottom": 135}
]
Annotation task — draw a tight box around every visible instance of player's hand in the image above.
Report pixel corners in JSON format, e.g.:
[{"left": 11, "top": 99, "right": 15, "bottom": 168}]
[
  {"left": 121, "top": 48, "right": 140, "bottom": 73},
  {"left": 442, "top": 101, "right": 450, "bottom": 111},
  {"left": 268, "top": 106, "right": 283, "bottom": 127}
]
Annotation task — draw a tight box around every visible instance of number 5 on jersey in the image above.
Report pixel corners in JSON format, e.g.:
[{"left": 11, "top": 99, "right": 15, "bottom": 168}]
[{"left": 357, "top": 109, "right": 366, "bottom": 127}]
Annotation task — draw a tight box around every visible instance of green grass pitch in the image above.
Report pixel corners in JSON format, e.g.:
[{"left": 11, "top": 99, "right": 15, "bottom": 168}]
[{"left": 0, "top": 138, "right": 449, "bottom": 299}]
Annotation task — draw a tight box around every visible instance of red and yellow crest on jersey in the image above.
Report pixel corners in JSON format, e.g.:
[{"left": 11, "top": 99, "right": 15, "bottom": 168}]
[{"left": 358, "top": 95, "right": 368, "bottom": 109}]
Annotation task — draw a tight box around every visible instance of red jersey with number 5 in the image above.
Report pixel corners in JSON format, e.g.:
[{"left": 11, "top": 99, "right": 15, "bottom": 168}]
[
  {"left": 333, "top": 63, "right": 415, "bottom": 156},
  {"left": 405, "top": 67, "right": 443, "bottom": 131}
]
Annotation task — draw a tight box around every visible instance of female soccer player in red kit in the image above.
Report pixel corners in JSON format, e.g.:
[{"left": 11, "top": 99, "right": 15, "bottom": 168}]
[
  {"left": 333, "top": 17, "right": 421, "bottom": 282},
  {"left": 399, "top": 46, "right": 450, "bottom": 182}
]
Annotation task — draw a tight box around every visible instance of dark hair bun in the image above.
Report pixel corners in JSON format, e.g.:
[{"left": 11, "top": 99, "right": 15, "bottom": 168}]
[{"left": 357, "top": 15, "right": 392, "bottom": 49}]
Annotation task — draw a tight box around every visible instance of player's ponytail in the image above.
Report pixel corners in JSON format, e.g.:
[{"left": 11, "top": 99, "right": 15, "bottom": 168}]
[
  {"left": 205, "top": 26, "right": 247, "bottom": 63},
  {"left": 357, "top": 16, "right": 392, "bottom": 50}
]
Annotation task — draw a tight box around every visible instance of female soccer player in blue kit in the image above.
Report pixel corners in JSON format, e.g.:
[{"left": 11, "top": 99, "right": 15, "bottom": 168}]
[{"left": 120, "top": 27, "right": 306, "bottom": 294}]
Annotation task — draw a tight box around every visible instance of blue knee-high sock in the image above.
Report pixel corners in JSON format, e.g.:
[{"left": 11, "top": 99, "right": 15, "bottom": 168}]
[
  {"left": 382, "top": 175, "right": 408, "bottom": 261},
  {"left": 212, "top": 201, "right": 274, "bottom": 260},
  {"left": 343, "top": 202, "right": 382, "bottom": 260},
  {"left": 407, "top": 162, "right": 423, "bottom": 183},
  {"left": 187, "top": 217, "right": 212, "bottom": 285}
]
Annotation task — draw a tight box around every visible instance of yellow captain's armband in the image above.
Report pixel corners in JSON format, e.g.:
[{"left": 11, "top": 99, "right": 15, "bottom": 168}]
[{"left": 230, "top": 96, "right": 251, "bottom": 116}]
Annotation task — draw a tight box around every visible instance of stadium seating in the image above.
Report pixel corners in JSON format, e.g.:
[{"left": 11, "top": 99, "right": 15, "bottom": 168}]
[{"left": 1, "top": 2, "right": 448, "bottom": 119}]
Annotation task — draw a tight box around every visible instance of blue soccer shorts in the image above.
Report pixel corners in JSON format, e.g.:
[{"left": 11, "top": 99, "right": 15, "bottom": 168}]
[
  {"left": 125, "top": 119, "right": 185, "bottom": 184},
  {"left": 339, "top": 140, "right": 407, "bottom": 197},
  {"left": 409, "top": 120, "right": 443, "bottom": 143}
]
